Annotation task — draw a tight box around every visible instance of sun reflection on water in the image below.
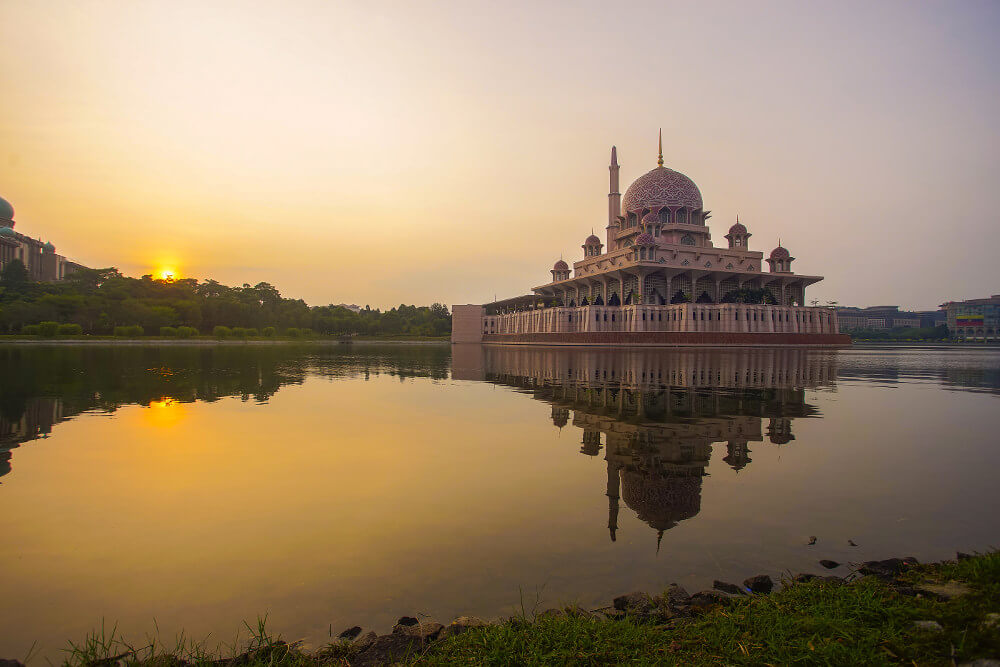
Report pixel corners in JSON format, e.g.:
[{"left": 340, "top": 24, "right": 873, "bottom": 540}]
[{"left": 144, "top": 398, "right": 185, "bottom": 428}]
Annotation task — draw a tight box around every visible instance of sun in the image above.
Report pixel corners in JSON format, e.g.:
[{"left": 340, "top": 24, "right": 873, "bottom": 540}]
[{"left": 157, "top": 267, "right": 179, "bottom": 282}]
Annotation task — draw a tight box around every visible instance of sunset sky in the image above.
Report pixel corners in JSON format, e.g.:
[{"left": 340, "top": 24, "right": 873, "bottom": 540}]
[{"left": 1, "top": 0, "right": 997, "bottom": 310}]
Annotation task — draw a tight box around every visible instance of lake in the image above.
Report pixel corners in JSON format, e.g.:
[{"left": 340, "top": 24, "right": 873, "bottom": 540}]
[{"left": 1, "top": 343, "right": 998, "bottom": 659}]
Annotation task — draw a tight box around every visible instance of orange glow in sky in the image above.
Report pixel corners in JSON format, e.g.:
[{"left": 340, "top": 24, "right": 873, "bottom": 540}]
[{"left": 1, "top": 1, "right": 998, "bottom": 309}]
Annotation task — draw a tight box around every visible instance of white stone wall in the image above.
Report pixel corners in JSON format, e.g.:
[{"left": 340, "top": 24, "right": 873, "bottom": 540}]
[{"left": 489, "top": 304, "right": 839, "bottom": 336}]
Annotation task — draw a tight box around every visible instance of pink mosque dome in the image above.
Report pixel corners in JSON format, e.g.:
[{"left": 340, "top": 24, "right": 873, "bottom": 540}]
[
  {"left": 584, "top": 234, "right": 601, "bottom": 245},
  {"left": 623, "top": 167, "right": 703, "bottom": 213},
  {"left": 770, "top": 246, "right": 790, "bottom": 259},
  {"left": 635, "top": 232, "right": 655, "bottom": 245},
  {"left": 553, "top": 259, "right": 569, "bottom": 271},
  {"left": 728, "top": 221, "right": 747, "bottom": 235},
  {"left": 640, "top": 212, "right": 659, "bottom": 225}
]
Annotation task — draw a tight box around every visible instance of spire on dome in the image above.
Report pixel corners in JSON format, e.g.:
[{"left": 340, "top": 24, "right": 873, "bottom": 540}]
[{"left": 657, "top": 129, "right": 663, "bottom": 167}]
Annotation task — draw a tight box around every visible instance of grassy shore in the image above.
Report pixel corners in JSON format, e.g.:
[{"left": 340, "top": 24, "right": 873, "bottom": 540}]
[{"left": 47, "top": 552, "right": 1000, "bottom": 666}]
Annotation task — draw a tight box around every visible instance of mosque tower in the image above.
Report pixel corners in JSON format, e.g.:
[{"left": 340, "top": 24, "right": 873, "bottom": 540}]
[{"left": 606, "top": 146, "right": 621, "bottom": 251}]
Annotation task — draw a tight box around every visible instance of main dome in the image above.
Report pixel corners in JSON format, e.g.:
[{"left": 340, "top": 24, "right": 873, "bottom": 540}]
[
  {"left": 0, "top": 196, "right": 13, "bottom": 223},
  {"left": 622, "top": 166, "right": 702, "bottom": 213}
]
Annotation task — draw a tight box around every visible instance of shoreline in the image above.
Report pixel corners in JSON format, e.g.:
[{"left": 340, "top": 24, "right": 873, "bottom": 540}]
[
  {"left": 20, "top": 551, "right": 999, "bottom": 666},
  {"left": 0, "top": 337, "right": 450, "bottom": 346}
]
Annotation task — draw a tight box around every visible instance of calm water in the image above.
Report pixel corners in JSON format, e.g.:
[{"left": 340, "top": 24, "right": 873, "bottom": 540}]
[{"left": 1, "top": 343, "right": 999, "bottom": 658}]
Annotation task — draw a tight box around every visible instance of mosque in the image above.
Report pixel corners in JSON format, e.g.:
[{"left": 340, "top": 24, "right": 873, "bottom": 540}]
[
  {"left": 0, "top": 195, "right": 84, "bottom": 281},
  {"left": 453, "top": 135, "right": 849, "bottom": 346}
]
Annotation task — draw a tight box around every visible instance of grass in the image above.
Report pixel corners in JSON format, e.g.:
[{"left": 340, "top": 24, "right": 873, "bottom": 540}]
[
  {"left": 420, "top": 553, "right": 1000, "bottom": 665},
  {"left": 56, "top": 553, "right": 1000, "bottom": 666}
]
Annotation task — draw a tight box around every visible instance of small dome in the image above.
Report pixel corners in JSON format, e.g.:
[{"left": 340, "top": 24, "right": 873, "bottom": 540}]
[
  {"left": 0, "top": 226, "right": 15, "bottom": 238},
  {"left": 728, "top": 222, "right": 747, "bottom": 235},
  {"left": 641, "top": 212, "right": 659, "bottom": 225},
  {"left": 770, "top": 246, "right": 790, "bottom": 259},
  {"left": 553, "top": 259, "right": 569, "bottom": 271},
  {"left": 635, "top": 233, "right": 655, "bottom": 245},
  {"left": 0, "top": 196, "right": 13, "bottom": 222},
  {"left": 43, "top": 241, "right": 55, "bottom": 251},
  {"left": 584, "top": 234, "right": 601, "bottom": 245},
  {"left": 623, "top": 166, "right": 703, "bottom": 213}
]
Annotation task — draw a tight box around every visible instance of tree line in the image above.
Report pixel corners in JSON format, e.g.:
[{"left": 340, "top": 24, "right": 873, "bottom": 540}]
[{"left": 0, "top": 261, "right": 451, "bottom": 337}]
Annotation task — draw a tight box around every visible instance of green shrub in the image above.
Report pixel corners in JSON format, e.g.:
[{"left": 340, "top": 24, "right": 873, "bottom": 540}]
[
  {"left": 285, "top": 327, "right": 301, "bottom": 338},
  {"left": 21, "top": 324, "right": 41, "bottom": 336},
  {"left": 114, "top": 325, "right": 143, "bottom": 337},
  {"left": 262, "top": 326, "right": 277, "bottom": 337},
  {"left": 231, "top": 327, "right": 248, "bottom": 339},
  {"left": 39, "top": 321, "right": 60, "bottom": 337},
  {"left": 176, "top": 326, "right": 198, "bottom": 338},
  {"left": 213, "top": 325, "right": 231, "bottom": 339},
  {"left": 58, "top": 323, "right": 83, "bottom": 335},
  {"left": 300, "top": 327, "right": 315, "bottom": 338},
  {"left": 159, "top": 326, "right": 178, "bottom": 337},
  {"left": 245, "top": 328, "right": 259, "bottom": 337}
]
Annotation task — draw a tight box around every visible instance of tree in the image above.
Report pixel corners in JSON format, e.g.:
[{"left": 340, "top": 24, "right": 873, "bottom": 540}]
[{"left": 0, "top": 259, "right": 30, "bottom": 292}]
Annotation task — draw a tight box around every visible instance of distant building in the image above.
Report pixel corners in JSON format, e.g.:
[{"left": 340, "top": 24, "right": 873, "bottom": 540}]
[
  {"left": 0, "top": 195, "right": 86, "bottom": 281},
  {"left": 835, "top": 305, "right": 924, "bottom": 331},
  {"left": 940, "top": 295, "right": 1000, "bottom": 340},
  {"left": 336, "top": 303, "right": 362, "bottom": 313},
  {"left": 914, "top": 309, "right": 947, "bottom": 329}
]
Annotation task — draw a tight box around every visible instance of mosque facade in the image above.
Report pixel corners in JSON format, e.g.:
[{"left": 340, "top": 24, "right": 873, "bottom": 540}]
[
  {"left": 0, "top": 195, "right": 84, "bottom": 281},
  {"left": 453, "top": 136, "right": 849, "bottom": 346}
]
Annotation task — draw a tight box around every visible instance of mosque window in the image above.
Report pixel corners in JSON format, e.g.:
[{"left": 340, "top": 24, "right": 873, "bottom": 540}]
[
  {"left": 726, "top": 263, "right": 733, "bottom": 269},
  {"left": 676, "top": 208, "right": 687, "bottom": 224},
  {"left": 681, "top": 235, "right": 695, "bottom": 246},
  {"left": 682, "top": 259, "right": 690, "bottom": 266}
]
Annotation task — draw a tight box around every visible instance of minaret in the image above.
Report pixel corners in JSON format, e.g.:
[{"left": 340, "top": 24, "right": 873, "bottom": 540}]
[
  {"left": 606, "top": 146, "right": 621, "bottom": 251},
  {"left": 606, "top": 459, "right": 620, "bottom": 542}
]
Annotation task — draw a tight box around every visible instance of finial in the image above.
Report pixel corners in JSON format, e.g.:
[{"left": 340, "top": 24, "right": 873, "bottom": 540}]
[
  {"left": 611, "top": 145, "right": 618, "bottom": 167},
  {"left": 736, "top": 213, "right": 739, "bottom": 223},
  {"left": 657, "top": 129, "right": 664, "bottom": 167}
]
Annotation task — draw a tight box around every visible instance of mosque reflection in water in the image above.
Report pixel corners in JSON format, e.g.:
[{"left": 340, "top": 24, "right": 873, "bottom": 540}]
[{"left": 454, "top": 346, "right": 837, "bottom": 548}]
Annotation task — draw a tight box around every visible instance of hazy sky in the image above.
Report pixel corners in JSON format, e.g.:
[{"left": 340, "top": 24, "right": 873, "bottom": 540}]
[{"left": 1, "top": 0, "right": 997, "bottom": 309}]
